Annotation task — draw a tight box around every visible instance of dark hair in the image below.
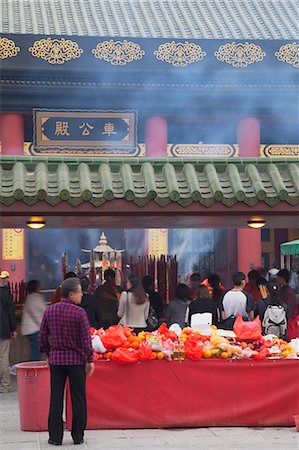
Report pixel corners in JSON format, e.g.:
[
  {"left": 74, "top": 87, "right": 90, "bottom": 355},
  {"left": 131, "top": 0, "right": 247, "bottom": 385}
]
[
  {"left": 104, "top": 269, "right": 115, "bottom": 282},
  {"left": 190, "top": 272, "right": 201, "bottom": 282},
  {"left": 232, "top": 272, "right": 246, "bottom": 286},
  {"left": 64, "top": 271, "right": 77, "bottom": 280},
  {"left": 176, "top": 283, "right": 190, "bottom": 301},
  {"left": 27, "top": 280, "right": 41, "bottom": 295},
  {"left": 248, "top": 270, "right": 260, "bottom": 284},
  {"left": 80, "top": 276, "right": 89, "bottom": 293},
  {"left": 277, "top": 269, "right": 290, "bottom": 283},
  {"left": 197, "top": 284, "right": 210, "bottom": 299},
  {"left": 142, "top": 275, "right": 153, "bottom": 292},
  {"left": 61, "top": 277, "right": 81, "bottom": 299},
  {"left": 207, "top": 273, "right": 223, "bottom": 302},
  {"left": 256, "top": 277, "right": 267, "bottom": 288},
  {"left": 268, "top": 283, "right": 284, "bottom": 307},
  {"left": 128, "top": 275, "right": 148, "bottom": 305}
]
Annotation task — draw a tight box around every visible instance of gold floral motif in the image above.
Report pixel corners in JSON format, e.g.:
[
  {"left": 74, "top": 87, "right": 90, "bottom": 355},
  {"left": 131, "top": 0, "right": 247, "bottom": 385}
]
[
  {"left": 0, "top": 37, "right": 20, "bottom": 59},
  {"left": 214, "top": 42, "right": 266, "bottom": 68},
  {"left": 167, "top": 144, "right": 238, "bottom": 157},
  {"left": 29, "top": 38, "right": 83, "bottom": 64},
  {"left": 275, "top": 43, "right": 299, "bottom": 68},
  {"left": 154, "top": 41, "right": 206, "bottom": 67},
  {"left": 262, "top": 145, "right": 299, "bottom": 157},
  {"left": 92, "top": 40, "right": 145, "bottom": 66}
]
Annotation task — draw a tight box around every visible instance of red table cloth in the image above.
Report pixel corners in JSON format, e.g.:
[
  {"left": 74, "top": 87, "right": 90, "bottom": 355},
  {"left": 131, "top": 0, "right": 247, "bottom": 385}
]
[{"left": 66, "top": 359, "right": 299, "bottom": 429}]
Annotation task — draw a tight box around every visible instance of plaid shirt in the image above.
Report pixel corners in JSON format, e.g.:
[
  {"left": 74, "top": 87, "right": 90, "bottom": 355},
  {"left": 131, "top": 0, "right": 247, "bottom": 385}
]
[{"left": 39, "top": 298, "right": 93, "bottom": 365}]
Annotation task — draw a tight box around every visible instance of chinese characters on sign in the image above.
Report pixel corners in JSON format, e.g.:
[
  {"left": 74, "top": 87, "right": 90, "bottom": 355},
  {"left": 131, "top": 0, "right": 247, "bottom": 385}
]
[
  {"left": 34, "top": 110, "right": 138, "bottom": 155},
  {"left": 2, "top": 229, "right": 24, "bottom": 260},
  {"left": 147, "top": 229, "right": 168, "bottom": 256}
]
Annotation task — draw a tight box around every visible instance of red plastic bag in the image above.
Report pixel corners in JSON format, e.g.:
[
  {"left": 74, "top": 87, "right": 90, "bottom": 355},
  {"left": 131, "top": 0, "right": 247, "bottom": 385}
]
[
  {"left": 157, "top": 323, "right": 178, "bottom": 341},
  {"left": 111, "top": 348, "right": 139, "bottom": 364},
  {"left": 252, "top": 346, "right": 268, "bottom": 360},
  {"left": 101, "top": 325, "right": 127, "bottom": 349},
  {"left": 233, "top": 314, "right": 262, "bottom": 341},
  {"left": 138, "top": 344, "right": 156, "bottom": 361},
  {"left": 184, "top": 338, "right": 203, "bottom": 360}
]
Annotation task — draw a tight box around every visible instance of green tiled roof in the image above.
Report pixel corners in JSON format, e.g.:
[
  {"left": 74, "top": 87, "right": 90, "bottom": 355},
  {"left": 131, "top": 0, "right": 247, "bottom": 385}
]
[{"left": 0, "top": 157, "right": 298, "bottom": 208}]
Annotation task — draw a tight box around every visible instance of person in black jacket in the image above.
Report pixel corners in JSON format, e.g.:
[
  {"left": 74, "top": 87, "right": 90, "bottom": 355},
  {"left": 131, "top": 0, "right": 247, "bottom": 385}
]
[
  {"left": 187, "top": 284, "right": 218, "bottom": 326},
  {"left": 80, "top": 277, "right": 102, "bottom": 329},
  {"left": 94, "top": 269, "right": 119, "bottom": 329},
  {"left": 0, "top": 271, "right": 17, "bottom": 393},
  {"left": 142, "top": 275, "right": 164, "bottom": 320}
]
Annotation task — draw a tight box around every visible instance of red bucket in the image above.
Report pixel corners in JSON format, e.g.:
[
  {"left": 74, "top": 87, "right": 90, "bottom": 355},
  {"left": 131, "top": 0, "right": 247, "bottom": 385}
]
[{"left": 16, "top": 361, "right": 50, "bottom": 431}]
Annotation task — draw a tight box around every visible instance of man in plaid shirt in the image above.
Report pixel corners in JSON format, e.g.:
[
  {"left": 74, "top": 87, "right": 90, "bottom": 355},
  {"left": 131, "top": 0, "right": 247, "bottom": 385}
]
[{"left": 39, "top": 277, "right": 94, "bottom": 446}]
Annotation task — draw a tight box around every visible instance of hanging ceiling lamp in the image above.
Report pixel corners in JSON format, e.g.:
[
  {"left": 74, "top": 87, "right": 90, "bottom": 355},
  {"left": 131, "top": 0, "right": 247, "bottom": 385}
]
[{"left": 26, "top": 216, "right": 46, "bottom": 229}]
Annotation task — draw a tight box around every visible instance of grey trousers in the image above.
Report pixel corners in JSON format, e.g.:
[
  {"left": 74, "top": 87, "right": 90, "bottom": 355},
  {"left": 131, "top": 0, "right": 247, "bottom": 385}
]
[{"left": 0, "top": 339, "right": 10, "bottom": 392}]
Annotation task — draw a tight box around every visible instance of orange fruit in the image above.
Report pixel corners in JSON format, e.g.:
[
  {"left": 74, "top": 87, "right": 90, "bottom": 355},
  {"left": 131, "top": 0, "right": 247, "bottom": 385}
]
[
  {"left": 211, "top": 348, "right": 220, "bottom": 357},
  {"left": 156, "top": 352, "right": 165, "bottom": 360},
  {"left": 123, "top": 341, "right": 131, "bottom": 348},
  {"left": 202, "top": 349, "right": 212, "bottom": 359},
  {"left": 131, "top": 340, "right": 140, "bottom": 349},
  {"left": 125, "top": 330, "right": 131, "bottom": 338},
  {"left": 151, "top": 351, "right": 157, "bottom": 359},
  {"left": 282, "top": 350, "right": 290, "bottom": 358},
  {"left": 104, "top": 352, "right": 113, "bottom": 360},
  {"left": 180, "top": 333, "right": 188, "bottom": 340},
  {"left": 221, "top": 352, "right": 228, "bottom": 359},
  {"left": 128, "top": 335, "right": 135, "bottom": 343}
]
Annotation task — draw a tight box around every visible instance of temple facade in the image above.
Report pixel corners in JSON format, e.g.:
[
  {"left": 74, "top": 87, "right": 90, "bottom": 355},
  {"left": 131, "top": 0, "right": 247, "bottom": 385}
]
[{"left": 0, "top": 0, "right": 298, "bottom": 284}]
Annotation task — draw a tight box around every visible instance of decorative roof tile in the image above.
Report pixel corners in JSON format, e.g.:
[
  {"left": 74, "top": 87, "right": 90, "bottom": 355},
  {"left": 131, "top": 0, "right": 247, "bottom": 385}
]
[
  {"left": 0, "top": 157, "right": 298, "bottom": 208},
  {"left": 1, "top": 0, "right": 298, "bottom": 40}
]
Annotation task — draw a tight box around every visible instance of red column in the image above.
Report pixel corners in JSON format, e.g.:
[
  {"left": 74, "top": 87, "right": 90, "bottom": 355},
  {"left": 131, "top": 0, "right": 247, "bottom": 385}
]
[
  {"left": 0, "top": 113, "right": 24, "bottom": 155},
  {"left": 0, "top": 113, "right": 25, "bottom": 283},
  {"left": 145, "top": 116, "right": 167, "bottom": 157},
  {"left": 237, "top": 117, "right": 260, "bottom": 157},
  {"left": 145, "top": 117, "right": 168, "bottom": 254},
  {"left": 237, "top": 117, "right": 261, "bottom": 275}
]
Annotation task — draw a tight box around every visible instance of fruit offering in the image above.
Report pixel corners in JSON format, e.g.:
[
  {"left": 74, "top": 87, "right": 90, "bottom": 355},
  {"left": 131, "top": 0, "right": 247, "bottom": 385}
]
[{"left": 90, "top": 324, "right": 298, "bottom": 364}]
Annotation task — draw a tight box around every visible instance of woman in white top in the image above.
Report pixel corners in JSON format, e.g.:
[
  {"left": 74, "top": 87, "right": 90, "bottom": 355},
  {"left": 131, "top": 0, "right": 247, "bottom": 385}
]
[
  {"left": 21, "top": 280, "right": 46, "bottom": 361},
  {"left": 118, "top": 275, "right": 149, "bottom": 332}
]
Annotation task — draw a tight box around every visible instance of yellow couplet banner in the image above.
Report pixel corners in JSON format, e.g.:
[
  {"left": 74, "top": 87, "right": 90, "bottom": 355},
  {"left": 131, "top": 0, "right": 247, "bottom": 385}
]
[
  {"left": 2, "top": 229, "right": 24, "bottom": 260},
  {"left": 147, "top": 229, "right": 168, "bottom": 256}
]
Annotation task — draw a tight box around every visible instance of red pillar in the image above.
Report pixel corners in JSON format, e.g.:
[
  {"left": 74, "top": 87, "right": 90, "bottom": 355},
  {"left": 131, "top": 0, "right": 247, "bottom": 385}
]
[
  {"left": 237, "top": 117, "right": 261, "bottom": 275},
  {"left": 145, "top": 116, "right": 167, "bottom": 157},
  {"left": 145, "top": 117, "right": 168, "bottom": 254},
  {"left": 0, "top": 113, "right": 24, "bottom": 155},
  {"left": 237, "top": 117, "right": 260, "bottom": 157},
  {"left": 0, "top": 113, "right": 25, "bottom": 283}
]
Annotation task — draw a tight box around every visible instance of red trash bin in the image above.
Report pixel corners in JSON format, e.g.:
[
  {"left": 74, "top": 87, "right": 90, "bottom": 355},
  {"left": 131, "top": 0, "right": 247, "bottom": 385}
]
[{"left": 16, "top": 361, "right": 50, "bottom": 431}]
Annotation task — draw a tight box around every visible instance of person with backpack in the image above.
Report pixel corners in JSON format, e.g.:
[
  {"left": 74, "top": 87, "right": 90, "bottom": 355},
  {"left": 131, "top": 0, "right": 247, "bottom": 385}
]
[
  {"left": 262, "top": 284, "right": 288, "bottom": 338},
  {"left": 276, "top": 268, "right": 298, "bottom": 340}
]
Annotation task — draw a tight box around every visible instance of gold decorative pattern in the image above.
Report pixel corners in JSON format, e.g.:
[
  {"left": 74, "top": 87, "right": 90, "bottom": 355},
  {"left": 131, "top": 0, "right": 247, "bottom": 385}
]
[
  {"left": 0, "top": 37, "right": 20, "bottom": 59},
  {"left": 154, "top": 41, "right": 206, "bottom": 67},
  {"left": 29, "top": 38, "right": 83, "bottom": 64},
  {"left": 24, "top": 142, "right": 144, "bottom": 157},
  {"left": 261, "top": 145, "right": 299, "bottom": 157},
  {"left": 275, "top": 43, "right": 299, "bottom": 68},
  {"left": 167, "top": 144, "right": 238, "bottom": 157},
  {"left": 92, "top": 40, "right": 145, "bottom": 65},
  {"left": 214, "top": 42, "right": 266, "bottom": 68}
]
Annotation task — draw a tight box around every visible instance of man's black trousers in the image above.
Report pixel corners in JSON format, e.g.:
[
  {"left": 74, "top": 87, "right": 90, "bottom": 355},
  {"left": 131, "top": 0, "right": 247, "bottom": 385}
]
[{"left": 49, "top": 364, "right": 86, "bottom": 444}]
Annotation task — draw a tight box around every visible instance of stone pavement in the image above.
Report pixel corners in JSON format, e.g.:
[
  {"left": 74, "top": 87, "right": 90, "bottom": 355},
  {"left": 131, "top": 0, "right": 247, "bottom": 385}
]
[{"left": 0, "top": 379, "right": 298, "bottom": 450}]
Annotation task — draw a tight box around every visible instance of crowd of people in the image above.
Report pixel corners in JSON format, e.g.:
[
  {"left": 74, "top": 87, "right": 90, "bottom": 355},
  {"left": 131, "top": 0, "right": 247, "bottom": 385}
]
[{"left": 0, "top": 265, "right": 298, "bottom": 445}]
